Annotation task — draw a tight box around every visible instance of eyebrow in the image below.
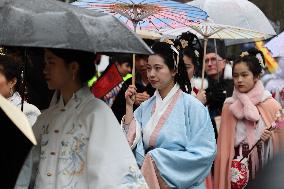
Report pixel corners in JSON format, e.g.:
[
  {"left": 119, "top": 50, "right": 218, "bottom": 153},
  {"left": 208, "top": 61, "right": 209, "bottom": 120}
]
[
  {"left": 147, "top": 63, "right": 163, "bottom": 67},
  {"left": 233, "top": 71, "right": 250, "bottom": 74}
]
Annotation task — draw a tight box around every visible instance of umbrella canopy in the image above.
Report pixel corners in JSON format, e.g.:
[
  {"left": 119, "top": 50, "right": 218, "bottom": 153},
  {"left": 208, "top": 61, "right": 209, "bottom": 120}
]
[
  {"left": 0, "top": 0, "right": 152, "bottom": 54},
  {"left": 72, "top": 0, "right": 208, "bottom": 32},
  {"left": 265, "top": 31, "right": 284, "bottom": 57},
  {"left": 162, "top": 21, "right": 272, "bottom": 40},
  {"left": 187, "top": 0, "right": 276, "bottom": 45}
]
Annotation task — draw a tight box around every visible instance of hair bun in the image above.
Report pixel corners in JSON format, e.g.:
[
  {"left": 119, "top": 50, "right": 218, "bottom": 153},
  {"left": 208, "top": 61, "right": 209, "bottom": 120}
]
[{"left": 241, "top": 48, "right": 266, "bottom": 69}]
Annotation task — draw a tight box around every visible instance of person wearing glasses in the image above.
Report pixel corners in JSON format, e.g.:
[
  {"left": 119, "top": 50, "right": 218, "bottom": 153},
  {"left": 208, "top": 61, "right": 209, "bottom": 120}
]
[{"left": 204, "top": 40, "right": 234, "bottom": 138}]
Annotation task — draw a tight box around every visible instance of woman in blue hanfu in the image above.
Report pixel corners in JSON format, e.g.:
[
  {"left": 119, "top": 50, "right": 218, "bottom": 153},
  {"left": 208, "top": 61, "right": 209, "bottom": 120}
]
[
  {"left": 29, "top": 48, "right": 148, "bottom": 189},
  {"left": 123, "top": 42, "right": 216, "bottom": 189}
]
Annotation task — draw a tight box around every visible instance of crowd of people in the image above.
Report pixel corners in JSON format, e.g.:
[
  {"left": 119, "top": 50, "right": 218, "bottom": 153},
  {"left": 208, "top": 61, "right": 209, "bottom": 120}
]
[{"left": 1, "top": 31, "right": 284, "bottom": 189}]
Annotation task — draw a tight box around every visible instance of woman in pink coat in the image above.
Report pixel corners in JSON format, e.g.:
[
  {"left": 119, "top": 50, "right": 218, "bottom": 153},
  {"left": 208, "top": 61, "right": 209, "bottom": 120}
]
[{"left": 214, "top": 48, "right": 282, "bottom": 189}]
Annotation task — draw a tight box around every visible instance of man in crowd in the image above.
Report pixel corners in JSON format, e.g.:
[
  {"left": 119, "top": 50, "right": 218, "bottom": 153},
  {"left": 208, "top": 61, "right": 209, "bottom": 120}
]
[{"left": 204, "top": 40, "right": 234, "bottom": 138}]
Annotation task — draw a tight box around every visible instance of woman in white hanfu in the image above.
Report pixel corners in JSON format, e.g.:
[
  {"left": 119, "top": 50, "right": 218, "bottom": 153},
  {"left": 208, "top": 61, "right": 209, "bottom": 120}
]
[
  {"left": 123, "top": 42, "right": 216, "bottom": 189},
  {"left": 31, "top": 48, "right": 148, "bottom": 189}
]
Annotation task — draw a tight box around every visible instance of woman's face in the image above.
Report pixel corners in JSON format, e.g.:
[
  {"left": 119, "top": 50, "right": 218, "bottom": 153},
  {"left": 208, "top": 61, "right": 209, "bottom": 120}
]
[
  {"left": 183, "top": 55, "right": 195, "bottom": 80},
  {"left": 233, "top": 62, "right": 257, "bottom": 93},
  {"left": 43, "top": 49, "right": 73, "bottom": 90},
  {"left": 0, "top": 69, "right": 16, "bottom": 98},
  {"left": 146, "top": 55, "right": 175, "bottom": 90}
]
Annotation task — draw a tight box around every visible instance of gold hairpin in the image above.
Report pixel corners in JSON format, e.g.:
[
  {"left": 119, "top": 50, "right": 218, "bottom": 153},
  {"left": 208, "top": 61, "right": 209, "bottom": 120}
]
[
  {"left": 240, "top": 51, "right": 249, "bottom": 57},
  {"left": 180, "top": 39, "right": 188, "bottom": 49},
  {"left": 162, "top": 38, "right": 174, "bottom": 46}
]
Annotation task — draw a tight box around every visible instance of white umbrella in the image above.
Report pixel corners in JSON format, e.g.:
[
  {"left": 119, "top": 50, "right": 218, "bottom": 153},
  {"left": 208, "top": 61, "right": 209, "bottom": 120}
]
[
  {"left": 136, "top": 29, "right": 162, "bottom": 40},
  {"left": 265, "top": 31, "right": 284, "bottom": 57},
  {"left": 161, "top": 21, "right": 273, "bottom": 88},
  {"left": 162, "top": 22, "right": 270, "bottom": 40},
  {"left": 187, "top": 0, "right": 276, "bottom": 45}
]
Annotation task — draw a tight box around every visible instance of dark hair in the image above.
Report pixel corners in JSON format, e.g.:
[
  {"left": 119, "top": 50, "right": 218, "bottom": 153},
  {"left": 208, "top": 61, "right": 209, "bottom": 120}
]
[
  {"left": 175, "top": 31, "right": 203, "bottom": 77},
  {"left": 110, "top": 53, "right": 132, "bottom": 66},
  {"left": 151, "top": 42, "right": 191, "bottom": 93},
  {"left": 47, "top": 48, "right": 96, "bottom": 83},
  {"left": 233, "top": 48, "right": 265, "bottom": 77},
  {"left": 0, "top": 55, "right": 21, "bottom": 92},
  {"left": 182, "top": 47, "right": 202, "bottom": 77}
]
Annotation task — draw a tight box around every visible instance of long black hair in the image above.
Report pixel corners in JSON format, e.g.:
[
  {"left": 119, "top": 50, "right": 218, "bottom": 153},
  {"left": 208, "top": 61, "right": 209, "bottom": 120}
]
[
  {"left": 151, "top": 42, "right": 191, "bottom": 93},
  {"left": 233, "top": 48, "right": 265, "bottom": 78}
]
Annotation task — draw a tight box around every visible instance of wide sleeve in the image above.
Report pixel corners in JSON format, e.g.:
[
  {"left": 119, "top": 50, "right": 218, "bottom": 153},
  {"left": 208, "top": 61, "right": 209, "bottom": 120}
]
[
  {"left": 121, "top": 105, "right": 144, "bottom": 150},
  {"left": 213, "top": 104, "right": 237, "bottom": 189},
  {"left": 84, "top": 100, "right": 148, "bottom": 189},
  {"left": 150, "top": 100, "right": 216, "bottom": 189}
]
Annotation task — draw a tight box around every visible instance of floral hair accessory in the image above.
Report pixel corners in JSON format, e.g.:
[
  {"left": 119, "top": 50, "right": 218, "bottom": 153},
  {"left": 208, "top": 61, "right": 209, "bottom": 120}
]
[
  {"left": 180, "top": 39, "right": 188, "bottom": 49},
  {"left": 240, "top": 51, "right": 249, "bottom": 57},
  {"left": 256, "top": 53, "right": 265, "bottom": 69},
  {"left": 163, "top": 38, "right": 174, "bottom": 46}
]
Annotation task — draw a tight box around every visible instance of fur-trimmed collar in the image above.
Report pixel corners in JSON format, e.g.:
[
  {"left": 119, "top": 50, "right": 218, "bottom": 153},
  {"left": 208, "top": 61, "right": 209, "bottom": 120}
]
[{"left": 225, "top": 81, "right": 271, "bottom": 121}]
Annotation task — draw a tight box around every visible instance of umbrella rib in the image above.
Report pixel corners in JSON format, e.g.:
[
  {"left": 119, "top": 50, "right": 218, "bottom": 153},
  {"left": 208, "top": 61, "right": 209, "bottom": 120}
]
[
  {"left": 69, "top": 12, "right": 95, "bottom": 53},
  {"left": 221, "top": 28, "right": 240, "bottom": 39},
  {"left": 154, "top": 12, "right": 194, "bottom": 27},
  {"left": 149, "top": 19, "right": 162, "bottom": 31},
  {"left": 161, "top": 8, "right": 208, "bottom": 19},
  {"left": 150, "top": 14, "right": 175, "bottom": 29},
  {"left": 159, "top": 10, "right": 206, "bottom": 21},
  {"left": 187, "top": 26, "right": 206, "bottom": 37},
  {"left": 224, "top": 27, "right": 253, "bottom": 39}
]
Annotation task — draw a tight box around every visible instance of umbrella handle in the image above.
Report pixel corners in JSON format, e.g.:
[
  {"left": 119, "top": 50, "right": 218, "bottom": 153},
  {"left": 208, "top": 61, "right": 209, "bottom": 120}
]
[
  {"left": 201, "top": 38, "right": 208, "bottom": 90},
  {"left": 132, "top": 54, "right": 136, "bottom": 86}
]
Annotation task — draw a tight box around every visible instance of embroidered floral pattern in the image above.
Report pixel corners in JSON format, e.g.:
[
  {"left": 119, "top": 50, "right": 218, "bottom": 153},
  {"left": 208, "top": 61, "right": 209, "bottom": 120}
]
[
  {"left": 40, "top": 124, "right": 49, "bottom": 160},
  {"left": 57, "top": 132, "right": 89, "bottom": 188},
  {"left": 231, "top": 158, "right": 249, "bottom": 189},
  {"left": 122, "top": 165, "right": 148, "bottom": 189}
]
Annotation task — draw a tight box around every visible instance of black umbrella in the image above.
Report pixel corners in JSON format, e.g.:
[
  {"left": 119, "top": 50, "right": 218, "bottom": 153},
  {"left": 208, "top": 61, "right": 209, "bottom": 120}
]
[{"left": 0, "top": 0, "right": 152, "bottom": 54}]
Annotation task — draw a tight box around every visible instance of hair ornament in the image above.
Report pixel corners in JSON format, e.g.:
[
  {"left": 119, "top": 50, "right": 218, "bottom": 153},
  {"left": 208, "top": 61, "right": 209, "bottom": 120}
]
[
  {"left": 161, "top": 38, "right": 180, "bottom": 70},
  {"left": 180, "top": 39, "right": 189, "bottom": 49},
  {"left": 163, "top": 38, "right": 174, "bottom": 46},
  {"left": 256, "top": 53, "right": 265, "bottom": 69},
  {"left": 194, "top": 50, "right": 200, "bottom": 58},
  {"left": 240, "top": 51, "right": 249, "bottom": 57},
  {"left": 170, "top": 45, "right": 179, "bottom": 70}
]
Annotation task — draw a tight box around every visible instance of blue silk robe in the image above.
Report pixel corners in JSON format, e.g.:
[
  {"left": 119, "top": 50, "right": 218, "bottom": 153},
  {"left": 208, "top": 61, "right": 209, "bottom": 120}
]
[{"left": 132, "top": 91, "right": 216, "bottom": 189}]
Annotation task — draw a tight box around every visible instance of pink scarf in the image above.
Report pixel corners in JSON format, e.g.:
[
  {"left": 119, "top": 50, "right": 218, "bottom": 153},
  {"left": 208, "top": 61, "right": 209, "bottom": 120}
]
[
  {"left": 227, "top": 80, "right": 265, "bottom": 178},
  {"left": 228, "top": 81, "right": 264, "bottom": 122}
]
